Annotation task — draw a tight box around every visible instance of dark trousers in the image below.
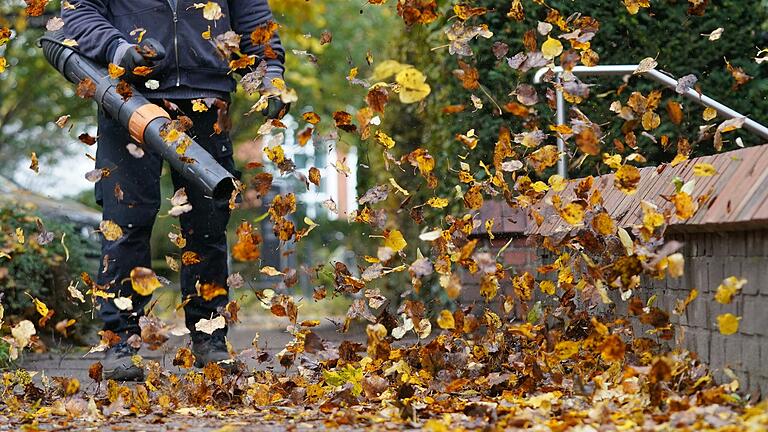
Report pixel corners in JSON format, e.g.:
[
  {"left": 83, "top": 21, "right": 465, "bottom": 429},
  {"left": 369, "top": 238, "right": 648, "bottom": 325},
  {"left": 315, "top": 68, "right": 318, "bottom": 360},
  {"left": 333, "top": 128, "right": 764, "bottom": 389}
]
[{"left": 95, "top": 100, "right": 237, "bottom": 343}]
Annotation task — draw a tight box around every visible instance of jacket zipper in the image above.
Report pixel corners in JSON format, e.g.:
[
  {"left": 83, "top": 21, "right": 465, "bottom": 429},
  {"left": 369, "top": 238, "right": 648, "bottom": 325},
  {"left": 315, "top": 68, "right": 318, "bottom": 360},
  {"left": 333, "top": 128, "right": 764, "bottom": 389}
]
[{"left": 166, "top": 0, "right": 181, "bottom": 86}]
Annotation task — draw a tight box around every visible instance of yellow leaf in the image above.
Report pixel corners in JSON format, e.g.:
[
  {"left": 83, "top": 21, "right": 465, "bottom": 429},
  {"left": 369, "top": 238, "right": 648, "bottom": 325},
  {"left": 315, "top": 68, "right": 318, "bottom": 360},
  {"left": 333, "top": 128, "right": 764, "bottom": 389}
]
[
  {"left": 260, "top": 266, "right": 284, "bottom": 277},
  {"left": 384, "top": 230, "right": 407, "bottom": 252},
  {"left": 427, "top": 197, "right": 449, "bottom": 208},
  {"left": 531, "top": 181, "right": 550, "bottom": 193},
  {"left": 15, "top": 227, "right": 24, "bottom": 244},
  {"left": 703, "top": 107, "right": 717, "bottom": 121},
  {"left": 192, "top": 99, "right": 209, "bottom": 112},
  {"left": 108, "top": 63, "right": 125, "bottom": 79},
  {"left": 615, "top": 164, "right": 641, "bottom": 194},
  {"left": 99, "top": 220, "right": 124, "bottom": 241},
  {"left": 539, "top": 280, "right": 556, "bottom": 295},
  {"left": 201, "top": 1, "right": 223, "bottom": 20},
  {"left": 559, "top": 202, "right": 585, "bottom": 225},
  {"left": 0, "top": 57, "right": 6, "bottom": 73},
  {"left": 554, "top": 340, "right": 579, "bottom": 360},
  {"left": 437, "top": 310, "right": 455, "bottom": 330},
  {"left": 548, "top": 174, "right": 567, "bottom": 192},
  {"left": 265, "top": 145, "right": 285, "bottom": 164},
  {"left": 671, "top": 191, "right": 696, "bottom": 220},
  {"left": 130, "top": 267, "right": 162, "bottom": 296},
  {"left": 623, "top": 0, "right": 650, "bottom": 14},
  {"left": 370, "top": 59, "right": 411, "bottom": 81},
  {"left": 714, "top": 276, "right": 747, "bottom": 304},
  {"left": 667, "top": 253, "right": 684, "bottom": 278},
  {"left": 395, "top": 67, "right": 431, "bottom": 104},
  {"left": 602, "top": 153, "right": 623, "bottom": 170},
  {"left": 25, "top": 293, "right": 49, "bottom": 319},
  {"left": 641, "top": 111, "right": 661, "bottom": 130},
  {"left": 592, "top": 212, "right": 616, "bottom": 235},
  {"left": 693, "top": 162, "right": 717, "bottom": 177},
  {"left": 389, "top": 177, "right": 410, "bottom": 196},
  {"left": 541, "top": 37, "right": 563, "bottom": 59},
  {"left": 670, "top": 153, "right": 689, "bottom": 166},
  {"left": 374, "top": 130, "right": 395, "bottom": 149},
  {"left": 717, "top": 313, "right": 740, "bottom": 335},
  {"left": 270, "top": 77, "right": 286, "bottom": 91}
]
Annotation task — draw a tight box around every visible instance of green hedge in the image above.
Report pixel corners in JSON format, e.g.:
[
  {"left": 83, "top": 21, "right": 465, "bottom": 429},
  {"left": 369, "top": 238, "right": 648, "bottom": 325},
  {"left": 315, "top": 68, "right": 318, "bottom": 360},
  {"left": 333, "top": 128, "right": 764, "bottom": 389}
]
[{"left": 376, "top": 0, "right": 767, "bottom": 195}]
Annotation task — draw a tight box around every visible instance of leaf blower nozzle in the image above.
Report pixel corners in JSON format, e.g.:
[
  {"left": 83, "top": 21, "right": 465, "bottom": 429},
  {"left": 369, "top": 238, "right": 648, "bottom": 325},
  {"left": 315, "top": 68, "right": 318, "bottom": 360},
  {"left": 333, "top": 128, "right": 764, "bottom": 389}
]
[{"left": 40, "top": 31, "right": 238, "bottom": 202}]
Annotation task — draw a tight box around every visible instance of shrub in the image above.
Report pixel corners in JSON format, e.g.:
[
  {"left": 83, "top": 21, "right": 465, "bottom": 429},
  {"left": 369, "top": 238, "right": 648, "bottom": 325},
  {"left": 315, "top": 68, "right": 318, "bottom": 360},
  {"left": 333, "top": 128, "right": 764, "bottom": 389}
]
[{"left": 0, "top": 204, "right": 97, "bottom": 344}]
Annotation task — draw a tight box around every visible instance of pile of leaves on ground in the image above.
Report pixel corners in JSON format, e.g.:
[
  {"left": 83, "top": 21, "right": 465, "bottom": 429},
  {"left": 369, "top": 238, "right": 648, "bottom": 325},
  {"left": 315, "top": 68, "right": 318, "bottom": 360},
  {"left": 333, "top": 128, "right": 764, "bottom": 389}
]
[
  {"left": 2, "top": 0, "right": 768, "bottom": 430},
  {"left": 2, "top": 307, "right": 767, "bottom": 430}
]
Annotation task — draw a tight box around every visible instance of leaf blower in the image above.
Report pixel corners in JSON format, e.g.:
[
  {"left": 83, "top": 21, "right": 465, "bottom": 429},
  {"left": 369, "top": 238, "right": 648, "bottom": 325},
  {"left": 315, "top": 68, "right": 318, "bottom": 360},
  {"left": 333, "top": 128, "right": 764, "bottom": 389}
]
[{"left": 39, "top": 31, "right": 238, "bottom": 201}]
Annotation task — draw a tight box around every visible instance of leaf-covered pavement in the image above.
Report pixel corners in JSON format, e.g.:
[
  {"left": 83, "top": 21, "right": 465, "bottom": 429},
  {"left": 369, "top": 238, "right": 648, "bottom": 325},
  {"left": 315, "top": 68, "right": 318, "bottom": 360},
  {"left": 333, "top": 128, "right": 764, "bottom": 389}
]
[{"left": 3, "top": 0, "right": 768, "bottom": 430}]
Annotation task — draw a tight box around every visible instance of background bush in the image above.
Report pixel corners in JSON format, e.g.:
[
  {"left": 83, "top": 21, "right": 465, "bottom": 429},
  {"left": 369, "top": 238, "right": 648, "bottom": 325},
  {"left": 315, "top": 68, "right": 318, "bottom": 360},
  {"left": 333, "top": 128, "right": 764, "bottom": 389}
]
[{"left": 0, "top": 204, "right": 97, "bottom": 344}]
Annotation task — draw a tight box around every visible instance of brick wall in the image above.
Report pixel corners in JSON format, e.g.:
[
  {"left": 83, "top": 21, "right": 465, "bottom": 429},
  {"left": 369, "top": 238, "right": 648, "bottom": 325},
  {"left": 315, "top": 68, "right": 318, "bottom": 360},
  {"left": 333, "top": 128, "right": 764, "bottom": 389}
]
[{"left": 459, "top": 235, "right": 542, "bottom": 306}]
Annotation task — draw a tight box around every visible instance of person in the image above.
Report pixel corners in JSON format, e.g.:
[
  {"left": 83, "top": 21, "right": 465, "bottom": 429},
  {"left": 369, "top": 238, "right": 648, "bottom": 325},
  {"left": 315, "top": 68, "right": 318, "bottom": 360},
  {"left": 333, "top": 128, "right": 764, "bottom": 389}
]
[{"left": 62, "top": 0, "right": 287, "bottom": 381}]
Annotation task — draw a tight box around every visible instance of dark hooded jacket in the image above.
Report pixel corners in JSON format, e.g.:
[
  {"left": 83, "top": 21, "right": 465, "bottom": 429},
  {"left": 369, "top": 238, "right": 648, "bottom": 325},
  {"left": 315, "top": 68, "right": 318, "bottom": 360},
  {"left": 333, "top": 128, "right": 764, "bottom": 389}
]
[{"left": 62, "top": 0, "right": 284, "bottom": 98}]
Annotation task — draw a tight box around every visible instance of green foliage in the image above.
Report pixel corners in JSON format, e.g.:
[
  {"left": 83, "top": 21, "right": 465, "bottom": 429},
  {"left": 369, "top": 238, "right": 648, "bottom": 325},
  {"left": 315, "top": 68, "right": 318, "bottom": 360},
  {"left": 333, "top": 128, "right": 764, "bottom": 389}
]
[
  {"left": 383, "top": 0, "right": 768, "bottom": 187},
  {"left": 365, "top": 1, "right": 768, "bottom": 302},
  {"left": 0, "top": 22, "right": 94, "bottom": 173},
  {"left": 229, "top": 0, "right": 398, "bottom": 146},
  {"left": 0, "top": 204, "right": 96, "bottom": 332},
  {"left": 0, "top": 339, "right": 9, "bottom": 369}
]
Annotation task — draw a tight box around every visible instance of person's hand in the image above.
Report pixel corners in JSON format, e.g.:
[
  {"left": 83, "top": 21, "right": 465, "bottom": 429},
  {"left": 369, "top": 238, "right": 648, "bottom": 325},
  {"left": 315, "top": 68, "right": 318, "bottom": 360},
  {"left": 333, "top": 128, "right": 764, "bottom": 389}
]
[
  {"left": 115, "top": 38, "right": 166, "bottom": 80},
  {"left": 262, "top": 97, "right": 290, "bottom": 120},
  {"left": 260, "top": 75, "right": 291, "bottom": 119}
]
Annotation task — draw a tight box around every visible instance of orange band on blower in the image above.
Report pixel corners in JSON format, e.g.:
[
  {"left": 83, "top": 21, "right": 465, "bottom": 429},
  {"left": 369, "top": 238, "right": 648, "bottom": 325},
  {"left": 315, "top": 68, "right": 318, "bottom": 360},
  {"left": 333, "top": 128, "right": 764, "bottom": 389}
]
[{"left": 127, "top": 104, "right": 171, "bottom": 144}]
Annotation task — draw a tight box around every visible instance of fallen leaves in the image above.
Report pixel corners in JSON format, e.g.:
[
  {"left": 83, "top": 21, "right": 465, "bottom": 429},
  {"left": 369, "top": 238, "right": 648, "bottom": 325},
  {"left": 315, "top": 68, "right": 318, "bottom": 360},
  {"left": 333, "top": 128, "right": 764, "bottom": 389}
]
[{"left": 3, "top": 2, "right": 765, "bottom": 431}]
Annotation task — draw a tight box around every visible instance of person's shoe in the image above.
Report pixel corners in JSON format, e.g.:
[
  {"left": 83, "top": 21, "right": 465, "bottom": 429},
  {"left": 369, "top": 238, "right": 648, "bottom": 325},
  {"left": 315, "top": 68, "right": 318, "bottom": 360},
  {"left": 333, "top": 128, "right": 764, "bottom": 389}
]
[
  {"left": 191, "top": 337, "right": 242, "bottom": 372},
  {"left": 103, "top": 342, "right": 144, "bottom": 381}
]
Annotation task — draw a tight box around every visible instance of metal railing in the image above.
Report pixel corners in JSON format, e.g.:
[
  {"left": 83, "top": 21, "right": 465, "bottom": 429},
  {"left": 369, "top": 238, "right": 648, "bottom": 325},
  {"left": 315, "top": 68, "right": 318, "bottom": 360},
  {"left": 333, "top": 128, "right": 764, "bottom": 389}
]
[{"left": 533, "top": 65, "right": 768, "bottom": 178}]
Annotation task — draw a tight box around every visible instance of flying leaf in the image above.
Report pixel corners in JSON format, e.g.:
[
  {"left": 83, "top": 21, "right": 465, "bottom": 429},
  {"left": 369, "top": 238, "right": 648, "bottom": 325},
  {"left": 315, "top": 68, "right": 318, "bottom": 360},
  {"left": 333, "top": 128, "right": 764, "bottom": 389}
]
[
  {"left": 395, "top": 68, "right": 431, "bottom": 103},
  {"left": 99, "top": 220, "right": 124, "bottom": 241},
  {"left": 615, "top": 165, "right": 641, "bottom": 194},
  {"left": 541, "top": 37, "right": 563, "bottom": 59},
  {"left": 717, "top": 313, "right": 740, "bottom": 335},
  {"left": 260, "top": 266, "right": 284, "bottom": 277},
  {"left": 714, "top": 276, "right": 747, "bottom": 304},
  {"left": 195, "top": 316, "right": 226, "bottom": 335},
  {"left": 384, "top": 230, "right": 407, "bottom": 252},
  {"left": 130, "top": 267, "right": 162, "bottom": 296}
]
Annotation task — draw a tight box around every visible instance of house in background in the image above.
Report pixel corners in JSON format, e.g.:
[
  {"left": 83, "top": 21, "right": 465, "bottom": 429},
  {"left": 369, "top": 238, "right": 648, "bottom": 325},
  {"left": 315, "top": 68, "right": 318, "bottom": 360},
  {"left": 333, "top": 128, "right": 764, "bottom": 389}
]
[{"left": 235, "top": 114, "right": 358, "bottom": 220}]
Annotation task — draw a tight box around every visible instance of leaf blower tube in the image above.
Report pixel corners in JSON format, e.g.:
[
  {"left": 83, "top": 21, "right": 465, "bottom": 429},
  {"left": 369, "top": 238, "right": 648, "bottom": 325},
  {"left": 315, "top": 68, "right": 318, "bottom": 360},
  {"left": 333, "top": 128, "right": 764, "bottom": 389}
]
[{"left": 39, "top": 31, "right": 237, "bottom": 201}]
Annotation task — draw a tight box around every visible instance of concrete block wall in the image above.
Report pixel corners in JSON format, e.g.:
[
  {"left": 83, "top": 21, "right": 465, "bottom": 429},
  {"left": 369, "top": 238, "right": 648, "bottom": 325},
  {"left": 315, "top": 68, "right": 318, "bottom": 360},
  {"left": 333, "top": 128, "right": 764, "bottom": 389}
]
[{"left": 661, "top": 229, "right": 768, "bottom": 398}]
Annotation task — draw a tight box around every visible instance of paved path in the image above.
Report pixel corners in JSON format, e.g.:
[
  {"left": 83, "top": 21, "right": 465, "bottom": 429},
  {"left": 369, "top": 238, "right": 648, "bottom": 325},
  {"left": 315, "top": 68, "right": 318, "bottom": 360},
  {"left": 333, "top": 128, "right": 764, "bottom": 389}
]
[
  {"left": 10, "top": 310, "right": 381, "bottom": 431},
  {"left": 20, "top": 310, "right": 362, "bottom": 384}
]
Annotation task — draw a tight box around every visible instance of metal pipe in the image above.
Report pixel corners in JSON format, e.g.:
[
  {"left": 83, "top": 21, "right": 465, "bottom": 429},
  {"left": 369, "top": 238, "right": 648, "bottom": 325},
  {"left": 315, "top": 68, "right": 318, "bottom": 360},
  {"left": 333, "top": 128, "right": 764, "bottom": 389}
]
[
  {"left": 555, "top": 79, "right": 567, "bottom": 178},
  {"left": 39, "top": 31, "right": 238, "bottom": 201},
  {"left": 534, "top": 65, "right": 768, "bottom": 178}
]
